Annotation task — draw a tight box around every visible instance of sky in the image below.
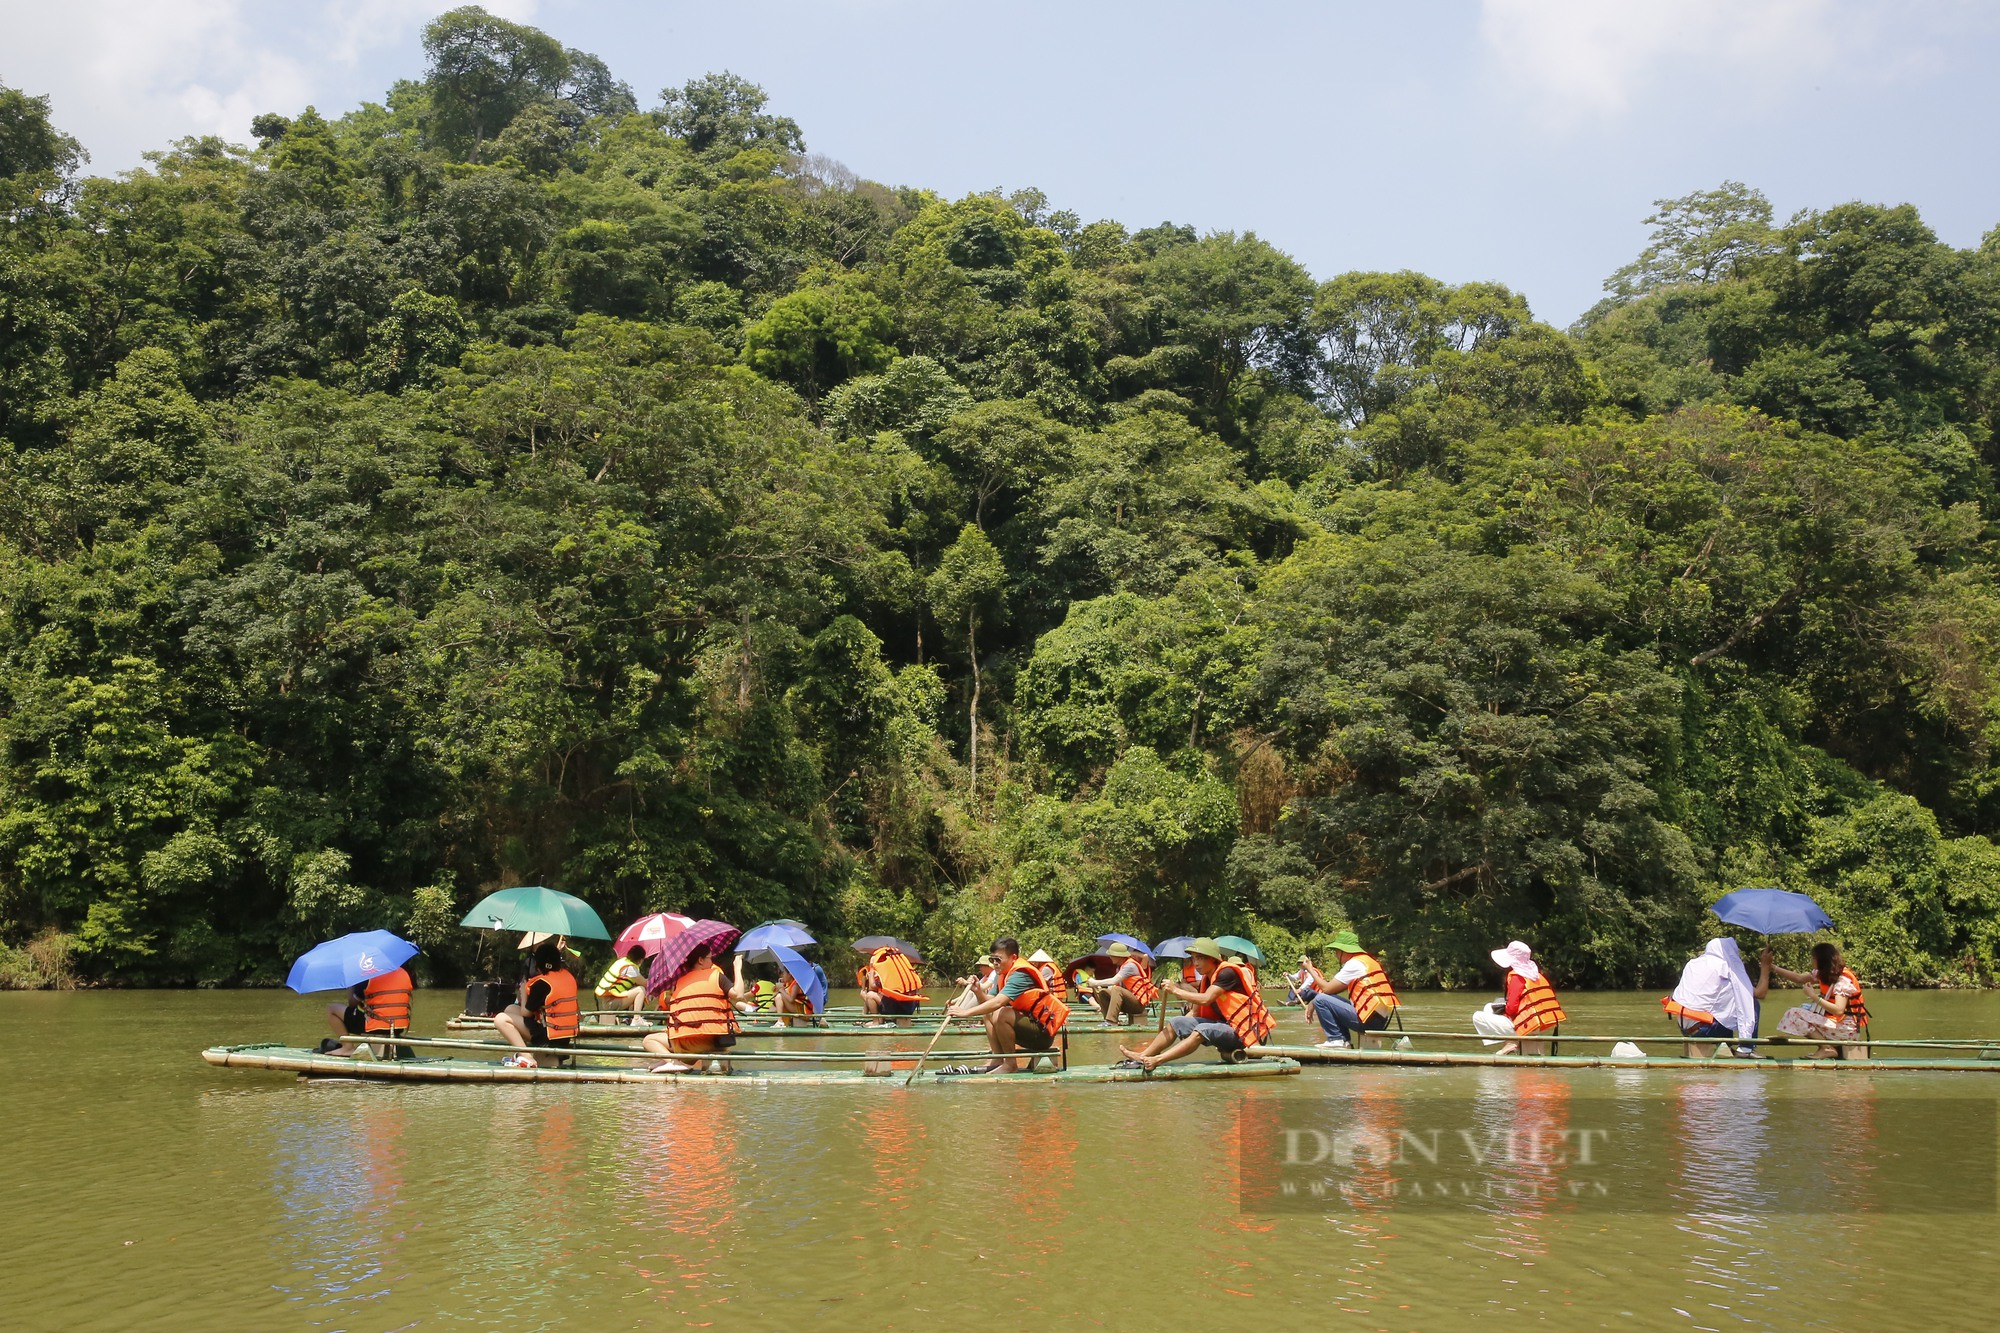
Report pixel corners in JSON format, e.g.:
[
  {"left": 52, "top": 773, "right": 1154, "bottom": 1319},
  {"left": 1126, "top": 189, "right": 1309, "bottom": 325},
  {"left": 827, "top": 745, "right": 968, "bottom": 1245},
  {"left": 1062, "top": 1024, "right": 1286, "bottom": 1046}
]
[{"left": 6, "top": 0, "right": 2000, "bottom": 325}]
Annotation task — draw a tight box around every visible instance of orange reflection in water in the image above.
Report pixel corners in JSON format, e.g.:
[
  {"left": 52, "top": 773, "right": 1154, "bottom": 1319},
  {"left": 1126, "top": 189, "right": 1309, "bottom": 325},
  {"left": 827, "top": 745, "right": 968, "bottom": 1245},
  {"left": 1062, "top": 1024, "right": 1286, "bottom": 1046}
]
[
  {"left": 1006, "top": 1097, "right": 1077, "bottom": 1249},
  {"left": 626, "top": 1094, "right": 743, "bottom": 1308},
  {"left": 860, "top": 1092, "right": 928, "bottom": 1229},
  {"left": 1482, "top": 1070, "right": 1572, "bottom": 1257}
]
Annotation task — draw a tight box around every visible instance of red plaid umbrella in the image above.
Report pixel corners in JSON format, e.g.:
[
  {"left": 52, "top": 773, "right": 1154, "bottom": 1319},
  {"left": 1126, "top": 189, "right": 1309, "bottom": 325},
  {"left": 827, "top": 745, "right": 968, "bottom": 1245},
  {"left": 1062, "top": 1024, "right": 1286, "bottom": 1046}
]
[{"left": 647, "top": 919, "right": 741, "bottom": 995}]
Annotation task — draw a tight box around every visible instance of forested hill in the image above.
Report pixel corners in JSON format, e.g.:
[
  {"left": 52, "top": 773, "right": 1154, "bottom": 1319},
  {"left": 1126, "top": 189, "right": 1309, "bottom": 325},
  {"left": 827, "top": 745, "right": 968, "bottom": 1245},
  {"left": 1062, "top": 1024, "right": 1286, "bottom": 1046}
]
[{"left": 6, "top": 8, "right": 2000, "bottom": 989}]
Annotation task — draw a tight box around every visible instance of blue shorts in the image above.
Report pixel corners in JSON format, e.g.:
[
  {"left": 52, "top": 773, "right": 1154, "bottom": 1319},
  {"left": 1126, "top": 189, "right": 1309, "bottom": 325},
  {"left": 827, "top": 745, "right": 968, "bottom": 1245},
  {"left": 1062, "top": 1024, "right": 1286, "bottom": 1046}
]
[
  {"left": 1169, "top": 1013, "right": 1243, "bottom": 1051},
  {"left": 879, "top": 997, "right": 918, "bottom": 1016}
]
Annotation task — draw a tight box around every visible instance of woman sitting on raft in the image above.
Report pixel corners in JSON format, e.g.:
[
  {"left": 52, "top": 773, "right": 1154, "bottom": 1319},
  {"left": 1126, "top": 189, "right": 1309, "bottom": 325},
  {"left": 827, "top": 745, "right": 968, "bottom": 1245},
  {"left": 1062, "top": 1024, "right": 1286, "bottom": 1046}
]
[
  {"left": 1765, "top": 943, "right": 1867, "bottom": 1058},
  {"left": 1662, "top": 937, "right": 1761, "bottom": 1057},
  {"left": 1471, "top": 940, "right": 1566, "bottom": 1056},
  {"left": 859, "top": 944, "right": 925, "bottom": 1028},
  {"left": 640, "top": 943, "right": 748, "bottom": 1074},
  {"left": 494, "top": 943, "right": 579, "bottom": 1069},
  {"left": 1115, "top": 937, "right": 1274, "bottom": 1071}
]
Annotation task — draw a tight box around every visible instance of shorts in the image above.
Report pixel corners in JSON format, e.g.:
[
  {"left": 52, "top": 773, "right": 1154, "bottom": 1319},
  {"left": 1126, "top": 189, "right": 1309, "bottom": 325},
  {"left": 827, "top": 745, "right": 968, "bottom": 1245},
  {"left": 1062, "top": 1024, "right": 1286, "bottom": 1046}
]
[
  {"left": 342, "top": 1004, "right": 368, "bottom": 1035},
  {"left": 1010, "top": 1011, "right": 1055, "bottom": 1051},
  {"left": 1169, "top": 1013, "right": 1244, "bottom": 1051},
  {"left": 525, "top": 1020, "right": 575, "bottom": 1050},
  {"left": 880, "top": 997, "right": 918, "bottom": 1016}
]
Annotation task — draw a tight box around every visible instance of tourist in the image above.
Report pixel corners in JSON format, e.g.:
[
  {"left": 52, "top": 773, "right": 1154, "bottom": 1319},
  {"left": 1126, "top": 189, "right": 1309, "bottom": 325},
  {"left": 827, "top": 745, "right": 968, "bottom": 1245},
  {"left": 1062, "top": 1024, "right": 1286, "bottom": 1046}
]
[
  {"left": 1470, "top": 940, "right": 1566, "bottom": 1056},
  {"left": 1298, "top": 930, "right": 1401, "bottom": 1048},
  {"left": 941, "top": 936, "right": 1069, "bottom": 1073},
  {"left": 771, "top": 953, "right": 830, "bottom": 1028},
  {"left": 1662, "top": 937, "right": 1760, "bottom": 1057},
  {"left": 593, "top": 945, "right": 649, "bottom": 1021},
  {"left": 493, "top": 943, "right": 578, "bottom": 1069},
  {"left": 859, "top": 943, "right": 925, "bottom": 1028},
  {"left": 641, "top": 943, "right": 747, "bottom": 1073},
  {"left": 1087, "top": 941, "right": 1156, "bottom": 1025},
  {"left": 1114, "top": 937, "right": 1274, "bottom": 1071},
  {"left": 320, "top": 961, "right": 414, "bottom": 1058},
  {"left": 1766, "top": 943, "right": 1868, "bottom": 1058},
  {"left": 1027, "top": 948, "right": 1065, "bottom": 997}
]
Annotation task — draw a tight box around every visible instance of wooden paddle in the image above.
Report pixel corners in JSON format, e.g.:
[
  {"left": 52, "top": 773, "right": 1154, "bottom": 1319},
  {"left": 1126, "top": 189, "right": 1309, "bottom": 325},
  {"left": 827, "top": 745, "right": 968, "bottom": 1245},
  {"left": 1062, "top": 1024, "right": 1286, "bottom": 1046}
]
[{"left": 904, "top": 979, "right": 978, "bottom": 1087}]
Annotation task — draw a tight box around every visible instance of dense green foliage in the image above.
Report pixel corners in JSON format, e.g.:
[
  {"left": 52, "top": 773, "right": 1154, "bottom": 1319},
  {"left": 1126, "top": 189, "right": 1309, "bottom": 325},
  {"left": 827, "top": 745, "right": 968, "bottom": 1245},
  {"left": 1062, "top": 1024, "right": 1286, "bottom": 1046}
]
[{"left": 6, "top": 10, "right": 2000, "bottom": 988}]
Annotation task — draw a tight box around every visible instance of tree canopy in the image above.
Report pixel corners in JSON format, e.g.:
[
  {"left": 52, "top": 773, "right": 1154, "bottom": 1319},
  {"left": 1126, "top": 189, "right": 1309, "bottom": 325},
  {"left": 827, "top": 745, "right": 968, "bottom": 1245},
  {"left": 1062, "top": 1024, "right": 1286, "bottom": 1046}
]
[{"left": 5, "top": 12, "right": 2000, "bottom": 989}]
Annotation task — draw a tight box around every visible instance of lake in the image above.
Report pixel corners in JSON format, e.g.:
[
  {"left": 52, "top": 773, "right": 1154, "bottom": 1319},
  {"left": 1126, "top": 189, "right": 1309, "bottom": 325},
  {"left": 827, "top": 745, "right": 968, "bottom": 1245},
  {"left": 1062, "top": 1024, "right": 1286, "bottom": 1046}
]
[{"left": 10, "top": 988, "right": 2000, "bottom": 1329}]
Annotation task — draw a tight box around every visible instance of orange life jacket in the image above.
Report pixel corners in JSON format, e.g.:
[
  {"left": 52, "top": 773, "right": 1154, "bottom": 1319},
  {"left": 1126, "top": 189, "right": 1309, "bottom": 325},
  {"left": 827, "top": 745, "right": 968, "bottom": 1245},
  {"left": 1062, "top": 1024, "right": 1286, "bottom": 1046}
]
[
  {"left": 1344, "top": 953, "right": 1400, "bottom": 1023},
  {"left": 1819, "top": 968, "right": 1867, "bottom": 1026},
  {"left": 361, "top": 967, "right": 413, "bottom": 1032},
  {"left": 669, "top": 962, "right": 738, "bottom": 1039},
  {"left": 1660, "top": 997, "right": 1718, "bottom": 1028},
  {"left": 1038, "top": 962, "right": 1063, "bottom": 994},
  {"left": 1212, "top": 961, "right": 1276, "bottom": 1046},
  {"left": 999, "top": 958, "right": 1070, "bottom": 1034},
  {"left": 1188, "top": 961, "right": 1221, "bottom": 1020},
  {"left": 1511, "top": 973, "right": 1565, "bottom": 1035},
  {"left": 1121, "top": 957, "right": 1159, "bottom": 1005},
  {"left": 527, "top": 968, "right": 579, "bottom": 1041},
  {"left": 868, "top": 948, "right": 924, "bottom": 1003}
]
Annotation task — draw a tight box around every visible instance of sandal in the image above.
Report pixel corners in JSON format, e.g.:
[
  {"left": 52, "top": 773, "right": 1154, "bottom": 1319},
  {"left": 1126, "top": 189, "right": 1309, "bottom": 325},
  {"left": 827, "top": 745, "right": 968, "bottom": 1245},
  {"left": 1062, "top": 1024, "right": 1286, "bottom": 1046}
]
[
  {"left": 650, "top": 1060, "right": 697, "bottom": 1074},
  {"left": 1109, "top": 1058, "right": 1144, "bottom": 1071},
  {"left": 501, "top": 1054, "right": 537, "bottom": 1069},
  {"left": 934, "top": 1063, "right": 977, "bottom": 1076}
]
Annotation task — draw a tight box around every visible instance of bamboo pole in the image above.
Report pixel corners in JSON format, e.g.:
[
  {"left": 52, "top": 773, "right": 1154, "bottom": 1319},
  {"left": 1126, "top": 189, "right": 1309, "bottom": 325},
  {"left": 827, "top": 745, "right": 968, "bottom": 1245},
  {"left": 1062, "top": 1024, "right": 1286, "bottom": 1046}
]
[{"left": 906, "top": 981, "right": 977, "bottom": 1087}]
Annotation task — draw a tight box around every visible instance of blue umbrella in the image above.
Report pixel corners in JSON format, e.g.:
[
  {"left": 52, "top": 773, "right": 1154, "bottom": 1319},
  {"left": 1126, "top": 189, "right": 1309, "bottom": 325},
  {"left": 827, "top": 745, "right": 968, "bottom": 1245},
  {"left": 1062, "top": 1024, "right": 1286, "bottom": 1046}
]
[
  {"left": 1153, "top": 936, "right": 1195, "bottom": 959},
  {"left": 1095, "top": 932, "right": 1154, "bottom": 957},
  {"left": 770, "top": 943, "right": 828, "bottom": 1014},
  {"left": 286, "top": 930, "right": 418, "bottom": 993},
  {"left": 1712, "top": 888, "right": 1835, "bottom": 935},
  {"left": 739, "top": 919, "right": 816, "bottom": 952}
]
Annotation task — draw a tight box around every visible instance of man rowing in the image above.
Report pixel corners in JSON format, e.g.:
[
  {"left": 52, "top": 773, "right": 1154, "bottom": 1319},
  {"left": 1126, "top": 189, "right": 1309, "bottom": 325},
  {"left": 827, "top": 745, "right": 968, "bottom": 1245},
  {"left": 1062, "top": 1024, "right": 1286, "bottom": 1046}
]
[
  {"left": 1297, "top": 930, "right": 1400, "bottom": 1048},
  {"left": 1085, "top": 941, "right": 1155, "bottom": 1025},
  {"left": 1115, "top": 937, "right": 1273, "bottom": 1071},
  {"left": 943, "top": 936, "right": 1069, "bottom": 1072}
]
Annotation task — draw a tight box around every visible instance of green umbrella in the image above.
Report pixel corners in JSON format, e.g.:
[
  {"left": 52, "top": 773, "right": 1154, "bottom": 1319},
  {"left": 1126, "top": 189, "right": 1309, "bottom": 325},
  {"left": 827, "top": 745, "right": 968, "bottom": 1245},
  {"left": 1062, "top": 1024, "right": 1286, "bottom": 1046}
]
[
  {"left": 459, "top": 885, "right": 612, "bottom": 941},
  {"left": 1214, "top": 935, "right": 1265, "bottom": 964}
]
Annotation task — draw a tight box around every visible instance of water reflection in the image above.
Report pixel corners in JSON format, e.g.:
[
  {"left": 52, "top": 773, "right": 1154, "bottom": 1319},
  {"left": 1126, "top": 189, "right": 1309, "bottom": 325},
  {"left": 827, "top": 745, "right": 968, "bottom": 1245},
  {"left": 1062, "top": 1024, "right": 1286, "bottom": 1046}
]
[{"left": 268, "top": 1090, "right": 408, "bottom": 1312}]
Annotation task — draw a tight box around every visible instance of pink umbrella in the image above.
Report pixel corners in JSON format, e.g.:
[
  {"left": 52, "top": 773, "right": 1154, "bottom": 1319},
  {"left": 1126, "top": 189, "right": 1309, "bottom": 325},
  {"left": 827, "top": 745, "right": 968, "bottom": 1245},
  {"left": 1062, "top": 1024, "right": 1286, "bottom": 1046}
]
[
  {"left": 615, "top": 912, "right": 695, "bottom": 956},
  {"left": 647, "top": 919, "right": 741, "bottom": 995}
]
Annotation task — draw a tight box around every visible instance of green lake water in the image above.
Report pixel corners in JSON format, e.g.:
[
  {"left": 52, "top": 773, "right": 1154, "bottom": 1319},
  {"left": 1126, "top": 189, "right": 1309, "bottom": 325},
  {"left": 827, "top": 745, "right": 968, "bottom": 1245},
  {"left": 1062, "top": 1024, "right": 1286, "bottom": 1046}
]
[{"left": 10, "top": 988, "right": 2000, "bottom": 1330}]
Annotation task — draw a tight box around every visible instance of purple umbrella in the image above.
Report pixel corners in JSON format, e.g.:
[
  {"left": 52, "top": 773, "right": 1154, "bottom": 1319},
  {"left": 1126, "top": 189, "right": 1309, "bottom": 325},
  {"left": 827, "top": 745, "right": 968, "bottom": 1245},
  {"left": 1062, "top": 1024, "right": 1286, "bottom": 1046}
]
[{"left": 648, "top": 919, "right": 741, "bottom": 995}]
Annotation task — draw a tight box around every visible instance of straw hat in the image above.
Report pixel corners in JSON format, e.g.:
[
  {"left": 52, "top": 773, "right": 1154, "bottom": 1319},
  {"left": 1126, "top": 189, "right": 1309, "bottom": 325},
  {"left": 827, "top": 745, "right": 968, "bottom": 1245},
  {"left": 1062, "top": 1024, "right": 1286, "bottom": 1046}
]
[
  {"left": 1105, "top": 942, "right": 1132, "bottom": 958},
  {"left": 1187, "top": 937, "right": 1223, "bottom": 961},
  {"left": 1026, "top": 948, "right": 1055, "bottom": 965},
  {"left": 1489, "top": 940, "right": 1540, "bottom": 980}
]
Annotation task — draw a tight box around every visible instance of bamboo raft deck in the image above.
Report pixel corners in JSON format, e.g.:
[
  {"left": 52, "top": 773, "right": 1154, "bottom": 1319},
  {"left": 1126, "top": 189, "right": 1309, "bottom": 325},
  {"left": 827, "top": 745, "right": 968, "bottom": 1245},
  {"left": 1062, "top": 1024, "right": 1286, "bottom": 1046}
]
[
  {"left": 1253, "top": 1028, "right": 2000, "bottom": 1073},
  {"left": 203, "top": 1043, "right": 1302, "bottom": 1086}
]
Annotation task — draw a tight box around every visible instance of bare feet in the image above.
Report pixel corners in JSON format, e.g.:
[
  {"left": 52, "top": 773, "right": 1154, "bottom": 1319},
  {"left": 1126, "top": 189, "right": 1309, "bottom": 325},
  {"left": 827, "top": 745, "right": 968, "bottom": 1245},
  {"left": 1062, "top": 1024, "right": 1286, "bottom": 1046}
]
[
  {"left": 1117, "top": 1044, "right": 1162, "bottom": 1071},
  {"left": 1495, "top": 1042, "right": 1520, "bottom": 1056}
]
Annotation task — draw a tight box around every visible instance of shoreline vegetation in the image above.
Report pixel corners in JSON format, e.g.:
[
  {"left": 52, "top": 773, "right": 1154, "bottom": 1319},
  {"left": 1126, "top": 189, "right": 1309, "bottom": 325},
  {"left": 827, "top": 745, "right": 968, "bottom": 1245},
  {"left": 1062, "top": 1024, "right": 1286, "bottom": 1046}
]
[{"left": 7, "top": 8, "right": 2000, "bottom": 991}]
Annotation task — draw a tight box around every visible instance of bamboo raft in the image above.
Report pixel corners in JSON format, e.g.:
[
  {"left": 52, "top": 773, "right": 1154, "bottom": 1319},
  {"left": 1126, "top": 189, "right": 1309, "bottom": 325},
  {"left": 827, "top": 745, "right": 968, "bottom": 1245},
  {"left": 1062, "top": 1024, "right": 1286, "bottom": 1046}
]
[
  {"left": 1253, "top": 1028, "right": 2000, "bottom": 1073},
  {"left": 203, "top": 1042, "right": 1301, "bottom": 1086}
]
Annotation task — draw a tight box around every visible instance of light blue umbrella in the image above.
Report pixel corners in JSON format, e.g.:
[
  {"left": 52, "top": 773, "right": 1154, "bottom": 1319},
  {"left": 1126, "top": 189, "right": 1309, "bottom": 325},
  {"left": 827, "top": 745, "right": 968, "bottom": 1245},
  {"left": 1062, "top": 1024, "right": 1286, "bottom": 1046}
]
[
  {"left": 459, "top": 886, "right": 611, "bottom": 940},
  {"left": 769, "top": 942, "right": 828, "bottom": 1014},
  {"left": 1712, "top": 888, "right": 1835, "bottom": 935},
  {"left": 286, "top": 930, "right": 418, "bottom": 993},
  {"left": 1153, "top": 936, "right": 1195, "bottom": 959},
  {"left": 1095, "top": 933, "right": 1154, "bottom": 957},
  {"left": 739, "top": 919, "right": 816, "bottom": 951}
]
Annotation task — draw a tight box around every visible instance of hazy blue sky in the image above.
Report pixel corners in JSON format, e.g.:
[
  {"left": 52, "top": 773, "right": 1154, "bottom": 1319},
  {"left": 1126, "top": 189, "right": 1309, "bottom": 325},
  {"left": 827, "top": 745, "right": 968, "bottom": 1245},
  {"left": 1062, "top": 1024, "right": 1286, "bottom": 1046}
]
[{"left": 8, "top": 0, "right": 1999, "bottom": 324}]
